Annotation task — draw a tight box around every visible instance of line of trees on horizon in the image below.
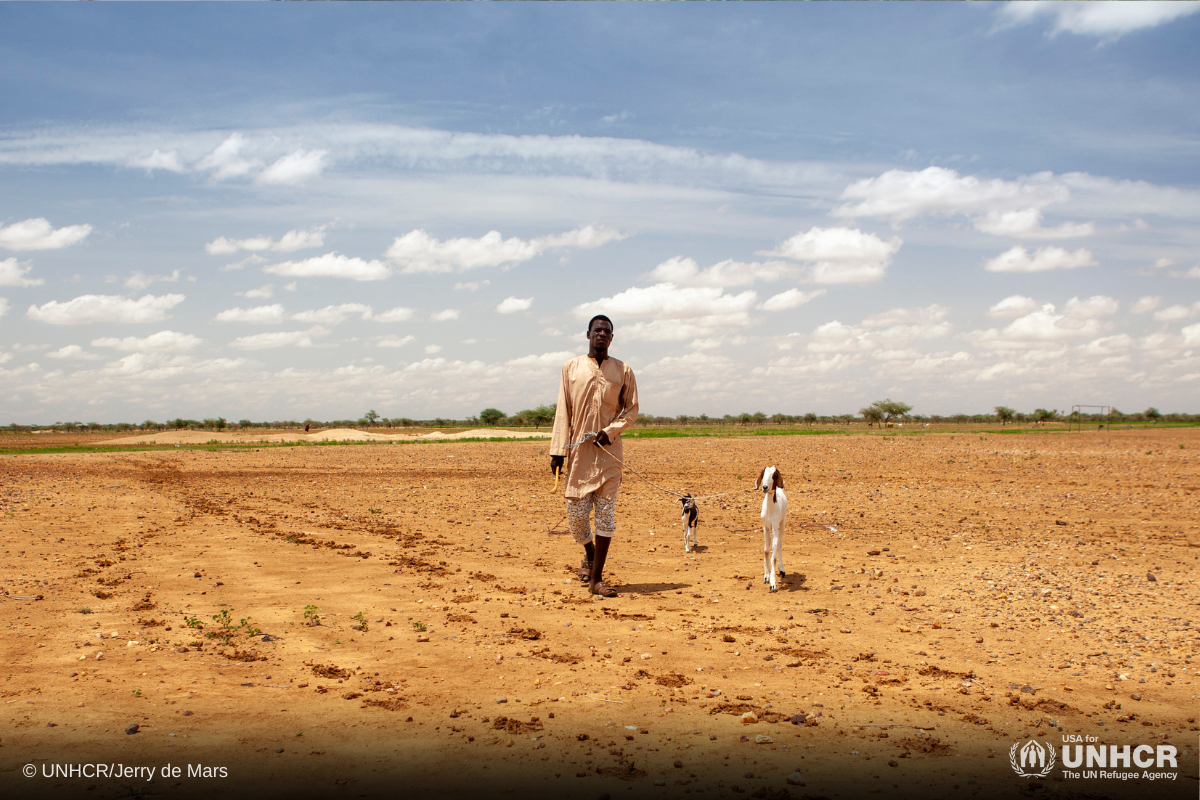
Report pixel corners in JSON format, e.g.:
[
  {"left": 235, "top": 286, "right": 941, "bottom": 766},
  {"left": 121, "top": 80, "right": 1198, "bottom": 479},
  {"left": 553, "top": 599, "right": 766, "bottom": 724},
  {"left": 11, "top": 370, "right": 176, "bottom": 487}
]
[{"left": 4, "top": 404, "right": 1191, "bottom": 434}]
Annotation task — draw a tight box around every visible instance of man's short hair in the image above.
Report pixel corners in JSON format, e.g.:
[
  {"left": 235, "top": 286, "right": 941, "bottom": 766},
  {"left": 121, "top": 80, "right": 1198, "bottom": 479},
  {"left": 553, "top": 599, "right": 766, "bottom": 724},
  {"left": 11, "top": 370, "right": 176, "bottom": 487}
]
[{"left": 587, "top": 314, "right": 613, "bottom": 332}]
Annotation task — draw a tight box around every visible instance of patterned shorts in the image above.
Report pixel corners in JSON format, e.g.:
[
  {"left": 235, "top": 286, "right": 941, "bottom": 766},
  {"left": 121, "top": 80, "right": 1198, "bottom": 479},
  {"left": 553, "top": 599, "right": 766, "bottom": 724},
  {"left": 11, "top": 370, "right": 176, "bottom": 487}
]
[{"left": 567, "top": 492, "right": 617, "bottom": 545}]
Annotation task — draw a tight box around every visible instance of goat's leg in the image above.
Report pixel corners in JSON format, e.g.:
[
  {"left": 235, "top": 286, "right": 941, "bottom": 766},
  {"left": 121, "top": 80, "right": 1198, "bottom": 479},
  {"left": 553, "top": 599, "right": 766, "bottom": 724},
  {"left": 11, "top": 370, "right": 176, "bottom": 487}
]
[
  {"left": 776, "top": 516, "right": 786, "bottom": 578},
  {"left": 767, "top": 524, "right": 779, "bottom": 592},
  {"left": 762, "top": 523, "right": 771, "bottom": 585},
  {"left": 682, "top": 516, "right": 691, "bottom": 553},
  {"left": 692, "top": 522, "right": 699, "bottom": 548}
]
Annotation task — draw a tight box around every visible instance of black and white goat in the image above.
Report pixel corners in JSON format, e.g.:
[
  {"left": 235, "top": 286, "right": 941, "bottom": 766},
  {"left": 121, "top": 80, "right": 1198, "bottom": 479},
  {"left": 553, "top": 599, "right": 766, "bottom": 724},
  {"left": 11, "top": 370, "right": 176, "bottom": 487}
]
[
  {"left": 754, "top": 466, "right": 788, "bottom": 592},
  {"left": 680, "top": 494, "right": 699, "bottom": 553}
]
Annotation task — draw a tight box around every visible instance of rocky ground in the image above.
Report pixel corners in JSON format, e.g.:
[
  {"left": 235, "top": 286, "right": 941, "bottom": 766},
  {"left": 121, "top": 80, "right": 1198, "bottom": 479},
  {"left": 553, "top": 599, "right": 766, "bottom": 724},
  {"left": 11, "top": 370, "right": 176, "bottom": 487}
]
[{"left": 1, "top": 429, "right": 1197, "bottom": 800}]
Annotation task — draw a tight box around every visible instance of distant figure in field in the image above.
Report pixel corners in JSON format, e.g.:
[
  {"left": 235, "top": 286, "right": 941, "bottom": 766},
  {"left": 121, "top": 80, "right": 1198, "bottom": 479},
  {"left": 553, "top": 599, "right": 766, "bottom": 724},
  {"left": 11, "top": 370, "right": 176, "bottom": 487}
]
[
  {"left": 305, "top": 423, "right": 310, "bottom": 433},
  {"left": 549, "top": 315, "right": 639, "bottom": 598}
]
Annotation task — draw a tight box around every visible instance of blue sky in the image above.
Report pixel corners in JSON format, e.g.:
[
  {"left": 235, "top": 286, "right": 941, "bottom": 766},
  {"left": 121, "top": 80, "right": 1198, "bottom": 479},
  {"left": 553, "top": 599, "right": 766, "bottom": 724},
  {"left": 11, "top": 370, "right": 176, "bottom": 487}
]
[{"left": 2, "top": 2, "right": 1199, "bottom": 423}]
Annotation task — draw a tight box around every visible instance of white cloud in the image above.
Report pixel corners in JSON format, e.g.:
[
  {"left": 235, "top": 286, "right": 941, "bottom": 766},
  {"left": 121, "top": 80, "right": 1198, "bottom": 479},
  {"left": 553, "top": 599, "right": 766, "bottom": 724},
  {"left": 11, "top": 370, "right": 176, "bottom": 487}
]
[
  {"left": 0, "top": 297, "right": 8, "bottom": 318},
  {"left": 376, "top": 335, "right": 414, "bottom": 348},
  {"left": 1183, "top": 323, "right": 1200, "bottom": 347},
  {"left": 214, "top": 304, "right": 285, "bottom": 324},
  {"left": 647, "top": 256, "right": 796, "bottom": 288},
  {"left": 983, "top": 245, "right": 1096, "bottom": 273},
  {"left": 497, "top": 296, "right": 533, "bottom": 314},
  {"left": 861, "top": 304, "right": 950, "bottom": 328},
  {"left": 968, "top": 302, "right": 1108, "bottom": 350},
  {"left": 263, "top": 253, "right": 391, "bottom": 281},
  {"left": 1064, "top": 295, "right": 1119, "bottom": 319},
  {"left": 124, "top": 269, "right": 181, "bottom": 291},
  {"left": 431, "top": 309, "right": 460, "bottom": 322},
  {"left": 535, "top": 224, "right": 627, "bottom": 250},
  {"left": 27, "top": 293, "right": 184, "bottom": 325},
  {"left": 229, "top": 326, "right": 328, "bottom": 350},
  {"left": 0, "top": 257, "right": 45, "bottom": 287},
  {"left": 194, "top": 133, "right": 260, "bottom": 180},
  {"left": 373, "top": 306, "right": 414, "bottom": 323},
  {"left": 1131, "top": 296, "right": 1161, "bottom": 314},
  {"left": 973, "top": 208, "right": 1094, "bottom": 239},
  {"left": 46, "top": 344, "right": 101, "bottom": 361},
  {"left": 132, "top": 149, "right": 184, "bottom": 172},
  {"left": 987, "top": 295, "right": 1040, "bottom": 319},
  {"left": 1169, "top": 265, "right": 1200, "bottom": 279},
  {"left": 219, "top": 254, "right": 267, "bottom": 272},
  {"left": 386, "top": 224, "right": 624, "bottom": 274},
  {"left": 758, "top": 288, "right": 825, "bottom": 312},
  {"left": 238, "top": 284, "right": 274, "bottom": 299},
  {"left": 455, "top": 280, "right": 490, "bottom": 291},
  {"left": 0, "top": 218, "right": 92, "bottom": 251},
  {"left": 257, "top": 150, "right": 327, "bottom": 185},
  {"left": 759, "top": 227, "right": 901, "bottom": 284},
  {"left": 574, "top": 283, "right": 758, "bottom": 341},
  {"left": 91, "top": 330, "right": 203, "bottom": 352},
  {"left": 424, "top": 344, "right": 442, "bottom": 354},
  {"left": 833, "top": 167, "right": 1067, "bottom": 222},
  {"left": 205, "top": 226, "right": 326, "bottom": 255},
  {"left": 0, "top": 351, "right": 9, "bottom": 363},
  {"left": 995, "top": 1, "right": 1200, "bottom": 40},
  {"left": 290, "top": 303, "right": 372, "bottom": 325},
  {"left": 1153, "top": 302, "right": 1200, "bottom": 322}
]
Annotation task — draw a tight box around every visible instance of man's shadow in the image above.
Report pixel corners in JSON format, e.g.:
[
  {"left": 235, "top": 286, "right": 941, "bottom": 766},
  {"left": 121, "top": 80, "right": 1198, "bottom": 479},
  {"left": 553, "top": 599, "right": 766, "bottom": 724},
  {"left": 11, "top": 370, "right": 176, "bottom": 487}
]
[{"left": 618, "top": 582, "right": 690, "bottom": 595}]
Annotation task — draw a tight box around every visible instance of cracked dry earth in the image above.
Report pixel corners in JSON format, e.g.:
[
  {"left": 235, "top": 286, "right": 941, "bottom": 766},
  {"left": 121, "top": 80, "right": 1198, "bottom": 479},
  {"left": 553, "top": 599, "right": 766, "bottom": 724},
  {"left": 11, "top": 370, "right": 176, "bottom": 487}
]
[{"left": 1, "top": 429, "right": 1197, "bottom": 800}]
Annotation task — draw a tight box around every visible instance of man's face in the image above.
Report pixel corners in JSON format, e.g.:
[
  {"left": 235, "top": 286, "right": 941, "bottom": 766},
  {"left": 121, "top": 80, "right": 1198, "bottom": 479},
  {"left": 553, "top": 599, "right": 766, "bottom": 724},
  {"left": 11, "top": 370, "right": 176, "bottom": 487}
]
[{"left": 587, "top": 319, "right": 613, "bottom": 351}]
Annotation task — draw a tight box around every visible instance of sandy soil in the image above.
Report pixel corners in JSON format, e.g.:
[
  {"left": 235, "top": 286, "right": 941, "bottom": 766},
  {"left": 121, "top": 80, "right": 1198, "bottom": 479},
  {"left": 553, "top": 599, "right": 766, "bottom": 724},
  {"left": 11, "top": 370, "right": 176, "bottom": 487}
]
[
  {"left": 97, "top": 427, "right": 551, "bottom": 446},
  {"left": 2, "top": 430, "right": 1197, "bottom": 800}
]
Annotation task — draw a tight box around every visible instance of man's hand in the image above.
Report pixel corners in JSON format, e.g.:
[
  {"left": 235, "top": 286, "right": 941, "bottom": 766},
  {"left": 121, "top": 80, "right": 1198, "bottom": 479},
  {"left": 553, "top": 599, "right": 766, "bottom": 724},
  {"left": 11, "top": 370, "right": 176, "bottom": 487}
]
[
  {"left": 550, "top": 455, "right": 565, "bottom": 475},
  {"left": 594, "top": 430, "right": 611, "bottom": 446}
]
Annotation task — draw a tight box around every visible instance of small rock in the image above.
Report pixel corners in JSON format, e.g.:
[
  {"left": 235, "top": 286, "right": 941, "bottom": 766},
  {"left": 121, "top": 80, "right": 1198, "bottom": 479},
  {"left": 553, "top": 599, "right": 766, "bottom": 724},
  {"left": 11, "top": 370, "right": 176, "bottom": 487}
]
[
  {"left": 867, "top": 550, "right": 880, "bottom": 556},
  {"left": 193, "top": 572, "right": 201, "bottom": 578},
  {"left": 710, "top": 734, "right": 717, "bottom": 740},
  {"left": 182, "top": 710, "right": 193, "bottom": 716},
  {"left": 1146, "top": 572, "right": 1157, "bottom": 582},
  {"left": 674, "top": 760, "right": 683, "bottom": 768},
  {"left": 46, "top": 722, "right": 57, "bottom": 727},
  {"left": 888, "top": 760, "right": 898, "bottom": 767},
  {"left": 739, "top": 735, "right": 750, "bottom": 742},
  {"left": 125, "top": 723, "right": 139, "bottom": 735},
  {"left": 975, "top": 637, "right": 983, "bottom": 643},
  {"left": 497, "top": 697, "right": 508, "bottom": 704},
  {"left": 95, "top": 651, "right": 104, "bottom": 661},
  {"left": 1131, "top": 693, "right": 1141, "bottom": 701},
  {"left": 723, "top": 634, "right": 736, "bottom": 643},
  {"left": 744, "top": 771, "right": 755, "bottom": 779},
  {"left": 653, "top": 781, "right": 666, "bottom": 787},
  {"left": 763, "top": 654, "right": 774, "bottom": 661},
  {"left": 786, "top": 772, "right": 805, "bottom": 786},
  {"left": 261, "top": 634, "right": 281, "bottom": 642},
  {"left": 740, "top": 711, "right": 758, "bottom": 724},
  {"left": 790, "top": 714, "right": 807, "bottom": 725},
  {"left": 754, "top": 735, "right": 774, "bottom": 744},
  {"left": 275, "top": 747, "right": 283, "bottom": 753},
  {"left": 176, "top": 646, "right": 190, "bottom": 654}
]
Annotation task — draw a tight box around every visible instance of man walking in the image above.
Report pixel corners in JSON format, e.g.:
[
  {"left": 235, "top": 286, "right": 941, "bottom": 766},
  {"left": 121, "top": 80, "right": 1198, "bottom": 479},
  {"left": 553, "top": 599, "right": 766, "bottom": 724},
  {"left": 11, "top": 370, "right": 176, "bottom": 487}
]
[{"left": 549, "top": 315, "right": 638, "bottom": 598}]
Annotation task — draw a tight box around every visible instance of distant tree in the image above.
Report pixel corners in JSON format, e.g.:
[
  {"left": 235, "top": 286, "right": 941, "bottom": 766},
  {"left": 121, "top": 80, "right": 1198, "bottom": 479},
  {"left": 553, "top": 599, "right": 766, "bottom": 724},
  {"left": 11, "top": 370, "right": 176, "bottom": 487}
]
[
  {"left": 860, "top": 406, "right": 884, "bottom": 427},
  {"left": 698, "top": 414, "right": 709, "bottom": 422},
  {"left": 804, "top": 412, "right": 818, "bottom": 425},
  {"left": 364, "top": 409, "right": 379, "bottom": 426},
  {"left": 238, "top": 419, "right": 252, "bottom": 428},
  {"left": 1033, "top": 408, "right": 1056, "bottom": 425},
  {"left": 479, "top": 408, "right": 506, "bottom": 426},
  {"left": 1144, "top": 407, "right": 1162, "bottom": 422},
  {"left": 738, "top": 413, "right": 752, "bottom": 425},
  {"left": 870, "top": 399, "right": 912, "bottom": 424},
  {"left": 533, "top": 405, "right": 555, "bottom": 429},
  {"left": 994, "top": 406, "right": 1015, "bottom": 425}
]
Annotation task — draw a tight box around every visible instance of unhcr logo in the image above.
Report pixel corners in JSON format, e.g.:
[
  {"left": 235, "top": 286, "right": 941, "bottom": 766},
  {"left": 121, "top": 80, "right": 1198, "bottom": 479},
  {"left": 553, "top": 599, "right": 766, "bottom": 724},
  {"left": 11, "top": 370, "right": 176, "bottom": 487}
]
[{"left": 1009, "top": 739, "right": 1057, "bottom": 778}]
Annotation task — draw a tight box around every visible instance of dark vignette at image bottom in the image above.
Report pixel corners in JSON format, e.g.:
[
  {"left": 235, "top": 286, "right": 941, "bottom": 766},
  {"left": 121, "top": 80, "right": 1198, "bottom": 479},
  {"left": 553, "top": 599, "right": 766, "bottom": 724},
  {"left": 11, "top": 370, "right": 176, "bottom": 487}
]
[{"left": 4, "top": 739, "right": 1196, "bottom": 800}]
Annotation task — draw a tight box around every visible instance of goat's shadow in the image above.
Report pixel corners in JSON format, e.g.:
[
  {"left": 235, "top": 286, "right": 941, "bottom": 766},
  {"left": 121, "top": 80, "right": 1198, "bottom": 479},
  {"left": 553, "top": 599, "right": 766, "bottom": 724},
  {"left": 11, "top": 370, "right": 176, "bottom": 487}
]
[
  {"left": 773, "top": 571, "right": 807, "bottom": 593},
  {"left": 616, "top": 582, "right": 690, "bottom": 595}
]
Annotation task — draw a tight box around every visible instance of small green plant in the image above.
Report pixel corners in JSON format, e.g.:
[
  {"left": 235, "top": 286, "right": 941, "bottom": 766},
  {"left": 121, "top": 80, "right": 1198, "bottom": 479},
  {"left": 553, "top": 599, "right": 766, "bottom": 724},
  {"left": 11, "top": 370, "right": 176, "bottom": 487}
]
[
  {"left": 78, "top": 607, "right": 92, "bottom": 614},
  {"left": 368, "top": 507, "right": 382, "bottom": 515},
  {"left": 132, "top": 688, "right": 142, "bottom": 697},
  {"left": 334, "top": 638, "right": 342, "bottom": 645},
  {"left": 412, "top": 621, "right": 427, "bottom": 632},
  {"left": 352, "top": 611, "right": 368, "bottom": 632},
  {"left": 303, "top": 604, "right": 321, "bottom": 626},
  {"left": 185, "top": 615, "right": 204, "bottom": 630},
  {"left": 240, "top": 617, "right": 262, "bottom": 636},
  {"left": 212, "top": 609, "right": 233, "bottom": 629}
]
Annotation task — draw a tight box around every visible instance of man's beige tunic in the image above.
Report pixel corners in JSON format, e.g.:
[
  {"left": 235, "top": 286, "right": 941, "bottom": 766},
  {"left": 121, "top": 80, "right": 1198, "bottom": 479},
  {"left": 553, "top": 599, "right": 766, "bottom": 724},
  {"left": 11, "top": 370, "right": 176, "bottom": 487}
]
[{"left": 549, "top": 355, "right": 639, "bottom": 500}]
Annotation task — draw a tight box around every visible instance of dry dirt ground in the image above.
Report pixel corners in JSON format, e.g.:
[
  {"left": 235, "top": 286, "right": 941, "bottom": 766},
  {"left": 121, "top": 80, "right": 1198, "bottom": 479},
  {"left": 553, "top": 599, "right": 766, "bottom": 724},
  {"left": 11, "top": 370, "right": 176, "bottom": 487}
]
[{"left": 2, "top": 430, "right": 1197, "bottom": 800}]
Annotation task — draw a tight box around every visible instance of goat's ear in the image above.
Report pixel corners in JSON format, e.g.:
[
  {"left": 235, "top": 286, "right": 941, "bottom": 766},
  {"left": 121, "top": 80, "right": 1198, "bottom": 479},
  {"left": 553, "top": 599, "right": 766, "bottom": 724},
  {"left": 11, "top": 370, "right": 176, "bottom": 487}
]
[
  {"left": 754, "top": 467, "right": 765, "bottom": 490},
  {"left": 774, "top": 469, "right": 784, "bottom": 489}
]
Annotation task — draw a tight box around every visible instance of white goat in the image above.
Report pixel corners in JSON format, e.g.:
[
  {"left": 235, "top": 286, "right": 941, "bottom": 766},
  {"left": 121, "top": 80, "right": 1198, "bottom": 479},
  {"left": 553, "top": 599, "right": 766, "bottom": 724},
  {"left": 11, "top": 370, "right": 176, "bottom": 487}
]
[
  {"left": 755, "top": 465, "right": 787, "bottom": 592},
  {"left": 680, "top": 495, "right": 699, "bottom": 553}
]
